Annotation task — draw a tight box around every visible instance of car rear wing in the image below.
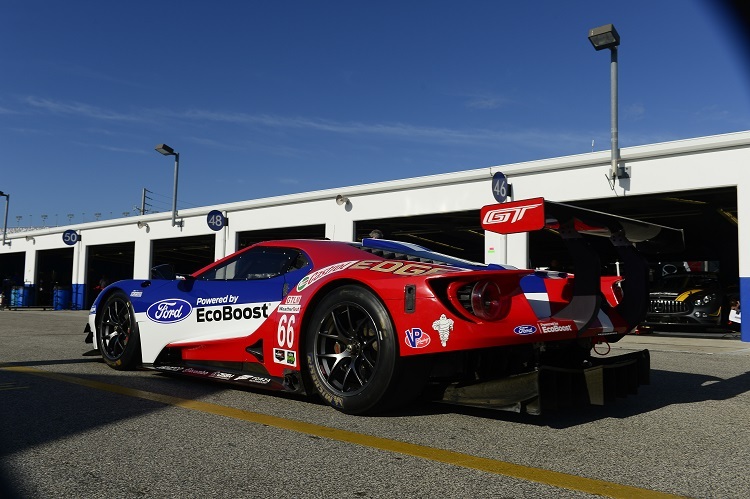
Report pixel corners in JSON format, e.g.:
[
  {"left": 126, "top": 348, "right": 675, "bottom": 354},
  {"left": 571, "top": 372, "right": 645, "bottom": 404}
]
[
  {"left": 481, "top": 197, "right": 685, "bottom": 331},
  {"left": 481, "top": 197, "right": 684, "bottom": 252}
]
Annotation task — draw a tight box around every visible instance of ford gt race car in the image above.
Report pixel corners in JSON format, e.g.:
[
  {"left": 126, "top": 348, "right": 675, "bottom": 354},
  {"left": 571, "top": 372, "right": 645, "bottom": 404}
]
[{"left": 84, "top": 198, "right": 683, "bottom": 415}]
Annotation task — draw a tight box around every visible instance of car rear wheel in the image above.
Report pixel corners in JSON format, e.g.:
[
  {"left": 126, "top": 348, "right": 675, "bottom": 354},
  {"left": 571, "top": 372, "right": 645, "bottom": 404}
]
[
  {"left": 97, "top": 291, "right": 141, "bottom": 370},
  {"left": 305, "top": 285, "right": 402, "bottom": 415}
]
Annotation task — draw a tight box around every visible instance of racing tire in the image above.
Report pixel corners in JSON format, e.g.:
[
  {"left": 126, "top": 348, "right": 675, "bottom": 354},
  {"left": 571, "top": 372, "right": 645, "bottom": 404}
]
[
  {"left": 96, "top": 291, "right": 141, "bottom": 370},
  {"left": 305, "top": 285, "right": 405, "bottom": 415}
]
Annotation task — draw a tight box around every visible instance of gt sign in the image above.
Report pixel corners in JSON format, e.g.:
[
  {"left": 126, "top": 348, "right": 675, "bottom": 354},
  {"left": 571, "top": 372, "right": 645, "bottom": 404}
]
[{"left": 481, "top": 198, "right": 546, "bottom": 234}]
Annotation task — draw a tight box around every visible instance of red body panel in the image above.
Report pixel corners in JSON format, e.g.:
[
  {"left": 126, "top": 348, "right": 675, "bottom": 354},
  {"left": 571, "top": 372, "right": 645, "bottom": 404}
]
[{"left": 167, "top": 238, "right": 629, "bottom": 379}]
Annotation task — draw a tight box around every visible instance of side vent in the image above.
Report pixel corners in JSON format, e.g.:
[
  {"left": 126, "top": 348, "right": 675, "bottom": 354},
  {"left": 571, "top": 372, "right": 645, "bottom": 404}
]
[
  {"left": 246, "top": 339, "right": 264, "bottom": 362},
  {"left": 404, "top": 285, "right": 416, "bottom": 313}
]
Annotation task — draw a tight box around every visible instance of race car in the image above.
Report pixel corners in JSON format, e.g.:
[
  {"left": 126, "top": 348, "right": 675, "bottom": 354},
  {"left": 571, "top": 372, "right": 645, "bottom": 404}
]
[
  {"left": 644, "top": 271, "right": 725, "bottom": 329},
  {"left": 84, "top": 198, "right": 683, "bottom": 415}
]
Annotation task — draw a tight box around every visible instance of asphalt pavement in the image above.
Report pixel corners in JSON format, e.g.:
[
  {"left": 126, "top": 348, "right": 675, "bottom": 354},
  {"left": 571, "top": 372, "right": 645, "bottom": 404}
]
[{"left": 1, "top": 309, "right": 749, "bottom": 499}]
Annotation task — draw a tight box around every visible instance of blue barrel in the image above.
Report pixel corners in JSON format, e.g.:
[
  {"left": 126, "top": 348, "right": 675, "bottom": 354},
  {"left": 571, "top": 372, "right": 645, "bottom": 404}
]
[
  {"left": 11, "top": 286, "right": 36, "bottom": 307},
  {"left": 10, "top": 287, "right": 22, "bottom": 307},
  {"left": 53, "top": 287, "right": 72, "bottom": 310}
]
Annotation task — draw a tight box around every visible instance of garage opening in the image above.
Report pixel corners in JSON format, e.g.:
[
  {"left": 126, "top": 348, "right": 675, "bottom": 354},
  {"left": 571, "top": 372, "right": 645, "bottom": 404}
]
[
  {"left": 237, "top": 224, "right": 326, "bottom": 250},
  {"left": 0, "top": 252, "right": 25, "bottom": 307},
  {"left": 529, "top": 187, "right": 738, "bottom": 281},
  {"left": 36, "top": 248, "right": 74, "bottom": 307},
  {"left": 355, "top": 210, "right": 484, "bottom": 263},
  {"left": 85, "top": 242, "right": 135, "bottom": 308},
  {"left": 347, "top": 188, "right": 736, "bottom": 286},
  {"left": 152, "top": 235, "right": 215, "bottom": 276}
]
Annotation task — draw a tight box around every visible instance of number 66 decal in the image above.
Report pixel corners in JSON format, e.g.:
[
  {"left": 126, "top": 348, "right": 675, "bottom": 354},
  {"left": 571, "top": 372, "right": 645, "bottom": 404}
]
[{"left": 277, "top": 315, "right": 295, "bottom": 348}]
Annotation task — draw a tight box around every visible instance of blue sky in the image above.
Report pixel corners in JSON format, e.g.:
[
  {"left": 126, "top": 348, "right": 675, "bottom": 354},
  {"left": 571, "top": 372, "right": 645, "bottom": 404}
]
[{"left": 1, "top": 0, "right": 748, "bottom": 227}]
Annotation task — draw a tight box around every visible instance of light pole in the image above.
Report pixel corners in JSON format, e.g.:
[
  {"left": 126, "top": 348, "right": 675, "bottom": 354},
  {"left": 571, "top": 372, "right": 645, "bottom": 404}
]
[
  {"left": 588, "top": 23, "right": 627, "bottom": 180},
  {"left": 0, "top": 191, "right": 9, "bottom": 246},
  {"left": 155, "top": 143, "right": 183, "bottom": 227}
]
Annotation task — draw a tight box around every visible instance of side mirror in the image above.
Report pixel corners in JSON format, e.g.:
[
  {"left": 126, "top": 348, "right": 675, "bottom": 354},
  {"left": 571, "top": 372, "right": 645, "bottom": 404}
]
[{"left": 151, "top": 264, "right": 176, "bottom": 280}]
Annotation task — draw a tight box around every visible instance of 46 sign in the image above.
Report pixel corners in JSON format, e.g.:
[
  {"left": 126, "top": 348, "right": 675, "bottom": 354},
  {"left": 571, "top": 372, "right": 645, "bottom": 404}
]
[{"left": 492, "top": 172, "right": 511, "bottom": 203}]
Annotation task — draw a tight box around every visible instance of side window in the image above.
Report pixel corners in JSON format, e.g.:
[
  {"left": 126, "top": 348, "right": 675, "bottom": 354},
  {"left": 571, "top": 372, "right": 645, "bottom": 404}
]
[{"left": 198, "top": 247, "right": 305, "bottom": 281}]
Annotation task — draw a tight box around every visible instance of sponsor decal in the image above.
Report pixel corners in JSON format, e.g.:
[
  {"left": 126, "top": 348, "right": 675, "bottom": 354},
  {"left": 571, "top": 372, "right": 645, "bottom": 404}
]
[
  {"left": 130, "top": 290, "right": 143, "bottom": 298},
  {"left": 147, "top": 298, "right": 192, "bottom": 324},
  {"left": 273, "top": 348, "right": 297, "bottom": 367},
  {"left": 297, "top": 261, "right": 358, "bottom": 292},
  {"left": 278, "top": 304, "right": 301, "bottom": 314},
  {"left": 538, "top": 320, "right": 575, "bottom": 334},
  {"left": 196, "top": 294, "right": 239, "bottom": 306},
  {"left": 432, "top": 314, "right": 455, "bottom": 347},
  {"left": 235, "top": 374, "right": 271, "bottom": 385},
  {"left": 405, "top": 328, "right": 431, "bottom": 349},
  {"left": 155, "top": 366, "right": 183, "bottom": 372},
  {"left": 196, "top": 303, "right": 270, "bottom": 322},
  {"left": 153, "top": 366, "right": 270, "bottom": 384},
  {"left": 513, "top": 325, "right": 537, "bottom": 335},
  {"left": 596, "top": 330, "right": 619, "bottom": 336},
  {"left": 349, "top": 259, "right": 456, "bottom": 276},
  {"left": 183, "top": 368, "right": 210, "bottom": 376},
  {"left": 279, "top": 294, "right": 302, "bottom": 313},
  {"left": 295, "top": 260, "right": 458, "bottom": 293}
]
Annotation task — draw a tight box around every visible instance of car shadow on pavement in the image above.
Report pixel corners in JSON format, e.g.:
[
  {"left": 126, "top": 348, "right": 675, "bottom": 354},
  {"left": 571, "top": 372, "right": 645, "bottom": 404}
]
[{"left": 412, "top": 368, "right": 750, "bottom": 428}]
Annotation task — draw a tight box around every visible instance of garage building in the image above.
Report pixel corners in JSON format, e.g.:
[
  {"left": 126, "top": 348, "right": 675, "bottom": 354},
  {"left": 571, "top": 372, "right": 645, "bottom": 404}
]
[{"left": 1, "top": 131, "right": 748, "bottom": 341}]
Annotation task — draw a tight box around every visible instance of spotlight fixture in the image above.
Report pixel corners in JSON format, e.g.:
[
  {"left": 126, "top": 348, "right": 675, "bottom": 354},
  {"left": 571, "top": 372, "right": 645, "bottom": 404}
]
[{"left": 335, "top": 195, "right": 350, "bottom": 206}]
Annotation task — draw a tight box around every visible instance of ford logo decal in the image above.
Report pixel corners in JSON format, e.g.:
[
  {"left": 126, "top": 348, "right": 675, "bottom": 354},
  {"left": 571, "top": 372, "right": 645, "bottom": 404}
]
[
  {"left": 513, "top": 325, "right": 537, "bottom": 335},
  {"left": 147, "top": 298, "right": 192, "bottom": 324}
]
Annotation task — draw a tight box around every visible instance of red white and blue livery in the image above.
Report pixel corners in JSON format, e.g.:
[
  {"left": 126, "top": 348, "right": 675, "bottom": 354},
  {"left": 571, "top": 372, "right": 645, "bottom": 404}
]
[{"left": 85, "top": 198, "right": 682, "bottom": 414}]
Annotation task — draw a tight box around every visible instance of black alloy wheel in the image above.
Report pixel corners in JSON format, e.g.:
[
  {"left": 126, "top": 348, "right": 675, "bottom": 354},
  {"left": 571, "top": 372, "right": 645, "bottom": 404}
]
[
  {"left": 305, "top": 285, "right": 399, "bottom": 414},
  {"left": 97, "top": 291, "right": 141, "bottom": 370}
]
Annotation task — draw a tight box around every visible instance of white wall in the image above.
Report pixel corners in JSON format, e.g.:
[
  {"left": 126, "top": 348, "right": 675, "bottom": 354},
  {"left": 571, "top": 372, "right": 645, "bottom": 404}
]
[{"left": 2, "top": 131, "right": 749, "bottom": 339}]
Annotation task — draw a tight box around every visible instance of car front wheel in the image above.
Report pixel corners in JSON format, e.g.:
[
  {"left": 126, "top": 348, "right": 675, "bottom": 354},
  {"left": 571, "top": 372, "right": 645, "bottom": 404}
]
[{"left": 96, "top": 291, "right": 141, "bottom": 370}]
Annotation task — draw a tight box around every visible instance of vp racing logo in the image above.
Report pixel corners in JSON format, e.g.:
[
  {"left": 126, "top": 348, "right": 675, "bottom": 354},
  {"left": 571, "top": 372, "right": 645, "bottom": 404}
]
[{"left": 147, "top": 298, "right": 192, "bottom": 323}]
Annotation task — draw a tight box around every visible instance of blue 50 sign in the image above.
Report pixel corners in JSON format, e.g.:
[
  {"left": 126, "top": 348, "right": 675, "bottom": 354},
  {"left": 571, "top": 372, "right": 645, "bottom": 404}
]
[{"left": 62, "top": 230, "right": 80, "bottom": 245}]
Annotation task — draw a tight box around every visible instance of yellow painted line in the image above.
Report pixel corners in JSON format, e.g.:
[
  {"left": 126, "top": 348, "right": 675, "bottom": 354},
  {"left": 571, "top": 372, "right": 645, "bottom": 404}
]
[
  {"left": 0, "top": 382, "right": 28, "bottom": 391},
  {"left": 1, "top": 365, "right": 685, "bottom": 499}
]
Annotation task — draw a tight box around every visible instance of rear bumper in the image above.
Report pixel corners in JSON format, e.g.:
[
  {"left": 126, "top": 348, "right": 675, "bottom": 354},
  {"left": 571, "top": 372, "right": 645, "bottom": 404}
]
[{"left": 438, "top": 349, "right": 650, "bottom": 415}]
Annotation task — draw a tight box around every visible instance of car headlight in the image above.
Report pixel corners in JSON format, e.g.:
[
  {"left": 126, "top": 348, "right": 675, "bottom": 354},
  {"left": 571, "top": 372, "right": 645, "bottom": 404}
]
[{"left": 694, "top": 293, "right": 717, "bottom": 306}]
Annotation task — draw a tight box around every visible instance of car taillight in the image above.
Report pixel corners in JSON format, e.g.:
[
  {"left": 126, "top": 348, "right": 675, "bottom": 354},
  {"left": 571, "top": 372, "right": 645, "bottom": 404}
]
[
  {"left": 613, "top": 280, "right": 624, "bottom": 305},
  {"left": 470, "top": 280, "right": 509, "bottom": 321}
]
